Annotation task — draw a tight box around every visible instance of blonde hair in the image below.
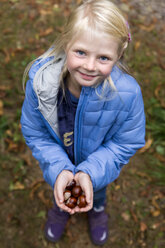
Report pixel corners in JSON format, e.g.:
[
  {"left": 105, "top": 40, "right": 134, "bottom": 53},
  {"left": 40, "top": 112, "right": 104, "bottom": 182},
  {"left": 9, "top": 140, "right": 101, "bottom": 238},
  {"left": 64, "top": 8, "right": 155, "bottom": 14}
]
[{"left": 23, "top": 0, "right": 131, "bottom": 93}]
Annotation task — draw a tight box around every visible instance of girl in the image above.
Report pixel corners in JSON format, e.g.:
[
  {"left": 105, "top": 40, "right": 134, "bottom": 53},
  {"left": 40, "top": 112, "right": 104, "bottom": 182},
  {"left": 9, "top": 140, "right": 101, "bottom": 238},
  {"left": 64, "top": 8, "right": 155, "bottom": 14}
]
[{"left": 21, "top": 0, "right": 145, "bottom": 245}]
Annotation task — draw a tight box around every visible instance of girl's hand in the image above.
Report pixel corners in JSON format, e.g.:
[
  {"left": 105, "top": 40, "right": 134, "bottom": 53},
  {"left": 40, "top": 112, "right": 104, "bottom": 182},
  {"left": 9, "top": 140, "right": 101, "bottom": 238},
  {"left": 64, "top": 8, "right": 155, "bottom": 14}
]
[
  {"left": 73, "top": 171, "right": 93, "bottom": 213},
  {"left": 54, "top": 170, "right": 75, "bottom": 214}
]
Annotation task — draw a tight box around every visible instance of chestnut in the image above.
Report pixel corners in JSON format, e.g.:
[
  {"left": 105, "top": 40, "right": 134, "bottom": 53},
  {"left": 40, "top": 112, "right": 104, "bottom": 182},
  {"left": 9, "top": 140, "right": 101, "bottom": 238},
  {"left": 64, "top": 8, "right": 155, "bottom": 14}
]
[
  {"left": 66, "top": 179, "right": 76, "bottom": 190},
  {"left": 77, "top": 195, "right": 87, "bottom": 208},
  {"left": 64, "top": 189, "right": 71, "bottom": 201},
  {"left": 72, "top": 185, "right": 82, "bottom": 198},
  {"left": 65, "top": 196, "right": 77, "bottom": 209}
]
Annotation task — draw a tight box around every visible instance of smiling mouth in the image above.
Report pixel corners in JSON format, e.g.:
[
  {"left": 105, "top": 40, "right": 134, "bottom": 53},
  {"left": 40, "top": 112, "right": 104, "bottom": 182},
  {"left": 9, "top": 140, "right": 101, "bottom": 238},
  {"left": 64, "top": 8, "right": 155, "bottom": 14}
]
[{"left": 78, "top": 71, "right": 97, "bottom": 79}]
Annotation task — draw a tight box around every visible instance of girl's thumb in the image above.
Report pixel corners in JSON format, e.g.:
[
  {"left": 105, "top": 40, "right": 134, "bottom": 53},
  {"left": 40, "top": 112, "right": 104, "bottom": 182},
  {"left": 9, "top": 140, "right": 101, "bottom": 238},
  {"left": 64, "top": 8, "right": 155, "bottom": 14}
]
[{"left": 56, "top": 189, "right": 64, "bottom": 204}]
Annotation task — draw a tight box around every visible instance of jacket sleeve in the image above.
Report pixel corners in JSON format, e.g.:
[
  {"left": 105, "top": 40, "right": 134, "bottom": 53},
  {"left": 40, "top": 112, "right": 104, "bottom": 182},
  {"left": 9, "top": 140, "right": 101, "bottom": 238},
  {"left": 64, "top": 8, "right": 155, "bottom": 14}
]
[
  {"left": 75, "top": 86, "right": 145, "bottom": 192},
  {"left": 20, "top": 79, "right": 75, "bottom": 189}
]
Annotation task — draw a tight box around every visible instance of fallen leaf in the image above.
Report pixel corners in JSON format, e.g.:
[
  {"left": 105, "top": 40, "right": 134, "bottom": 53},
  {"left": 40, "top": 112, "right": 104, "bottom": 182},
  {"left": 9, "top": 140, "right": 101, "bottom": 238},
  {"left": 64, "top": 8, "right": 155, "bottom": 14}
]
[
  {"left": 6, "top": 138, "right": 19, "bottom": 152},
  {"left": 20, "top": 149, "right": 35, "bottom": 167},
  {"left": 115, "top": 185, "right": 120, "bottom": 190},
  {"left": 130, "top": 209, "right": 138, "bottom": 223},
  {"left": 0, "top": 48, "right": 10, "bottom": 63},
  {"left": 39, "top": 9, "right": 52, "bottom": 16},
  {"left": 63, "top": 6, "right": 71, "bottom": 17},
  {"left": 135, "top": 41, "right": 141, "bottom": 50},
  {"left": 29, "top": 182, "right": 42, "bottom": 200},
  {"left": 9, "top": 181, "right": 25, "bottom": 190},
  {"left": 138, "top": 138, "right": 153, "bottom": 153},
  {"left": 136, "top": 171, "right": 152, "bottom": 181},
  {"left": 0, "top": 85, "right": 11, "bottom": 91},
  {"left": 140, "top": 222, "right": 147, "bottom": 232},
  {"left": 5, "top": 129, "right": 13, "bottom": 137},
  {"left": 154, "top": 83, "right": 165, "bottom": 107},
  {"left": 36, "top": 210, "right": 46, "bottom": 218},
  {"left": 154, "top": 153, "right": 165, "bottom": 163},
  {"left": 155, "top": 84, "right": 162, "bottom": 99},
  {"left": 138, "top": 23, "right": 155, "bottom": 32},
  {"left": 39, "top": 27, "right": 54, "bottom": 37},
  {"left": 76, "top": 0, "right": 82, "bottom": 4},
  {"left": 121, "top": 212, "right": 130, "bottom": 221},
  {"left": 0, "top": 100, "right": 4, "bottom": 116},
  {"left": 30, "top": 178, "right": 45, "bottom": 189},
  {"left": 65, "top": 0, "right": 72, "bottom": 3},
  {"left": 151, "top": 223, "right": 161, "bottom": 229},
  {"left": 157, "top": 56, "right": 165, "bottom": 70},
  {"left": 151, "top": 209, "right": 161, "bottom": 217},
  {"left": 152, "top": 195, "right": 160, "bottom": 210},
  {"left": 38, "top": 190, "right": 52, "bottom": 207}
]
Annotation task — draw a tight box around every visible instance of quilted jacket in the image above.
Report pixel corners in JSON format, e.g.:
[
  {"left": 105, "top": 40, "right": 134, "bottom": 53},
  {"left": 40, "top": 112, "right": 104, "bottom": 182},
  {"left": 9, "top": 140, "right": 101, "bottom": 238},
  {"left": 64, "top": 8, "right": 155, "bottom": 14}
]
[{"left": 20, "top": 55, "right": 145, "bottom": 192}]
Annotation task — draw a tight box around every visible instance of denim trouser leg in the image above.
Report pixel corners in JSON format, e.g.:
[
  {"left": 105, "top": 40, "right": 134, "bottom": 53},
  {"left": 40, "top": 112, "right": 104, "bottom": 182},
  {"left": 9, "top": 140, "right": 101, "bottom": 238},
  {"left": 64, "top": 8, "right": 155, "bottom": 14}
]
[{"left": 93, "top": 187, "right": 107, "bottom": 208}]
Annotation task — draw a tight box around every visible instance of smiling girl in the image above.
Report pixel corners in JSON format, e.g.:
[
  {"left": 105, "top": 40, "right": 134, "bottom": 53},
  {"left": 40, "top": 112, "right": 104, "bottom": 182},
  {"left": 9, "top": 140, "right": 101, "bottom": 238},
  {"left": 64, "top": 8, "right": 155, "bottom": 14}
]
[{"left": 21, "top": 0, "right": 145, "bottom": 245}]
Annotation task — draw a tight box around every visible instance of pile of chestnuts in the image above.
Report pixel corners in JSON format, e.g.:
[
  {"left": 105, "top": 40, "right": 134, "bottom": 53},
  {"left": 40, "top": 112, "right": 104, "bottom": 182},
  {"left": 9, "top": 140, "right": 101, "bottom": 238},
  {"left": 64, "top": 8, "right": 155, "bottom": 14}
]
[{"left": 64, "top": 179, "right": 87, "bottom": 209}]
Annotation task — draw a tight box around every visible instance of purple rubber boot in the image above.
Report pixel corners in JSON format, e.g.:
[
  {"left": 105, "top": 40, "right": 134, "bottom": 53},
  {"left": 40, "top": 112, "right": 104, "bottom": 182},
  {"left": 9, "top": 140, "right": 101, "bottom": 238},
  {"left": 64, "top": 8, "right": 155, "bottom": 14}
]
[
  {"left": 44, "top": 203, "right": 70, "bottom": 242},
  {"left": 88, "top": 206, "right": 109, "bottom": 245}
]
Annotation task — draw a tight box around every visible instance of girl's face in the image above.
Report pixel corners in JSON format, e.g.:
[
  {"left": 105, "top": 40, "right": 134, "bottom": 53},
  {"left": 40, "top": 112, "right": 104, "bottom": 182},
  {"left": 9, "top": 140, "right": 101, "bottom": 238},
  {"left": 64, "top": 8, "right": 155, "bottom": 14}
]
[{"left": 65, "top": 32, "right": 120, "bottom": 95}]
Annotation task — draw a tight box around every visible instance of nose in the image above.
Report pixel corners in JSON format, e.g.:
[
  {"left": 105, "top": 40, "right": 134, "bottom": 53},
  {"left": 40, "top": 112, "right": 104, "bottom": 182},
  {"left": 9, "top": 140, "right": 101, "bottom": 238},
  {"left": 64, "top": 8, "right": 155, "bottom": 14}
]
[{"left": 83, "top": 57, "right": 96, "bottom": 71}]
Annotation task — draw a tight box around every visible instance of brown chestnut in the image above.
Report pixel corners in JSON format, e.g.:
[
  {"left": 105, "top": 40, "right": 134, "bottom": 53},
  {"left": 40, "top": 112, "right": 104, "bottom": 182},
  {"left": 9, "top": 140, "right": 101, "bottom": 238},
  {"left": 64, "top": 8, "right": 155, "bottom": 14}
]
[
  {"left": 63, "top": 189, "right": 71, "bottom": 201},
  {"left": 71, "top": 185, "right": 82, "bottom": 198},
  {"left": 65, "top": 196, "right": 77, "bottom": 209},
  {"left": 77, "top": 195, "right": 87, "bottom": 208},
  {"left": 66, "top": 179, "right": 76, "bottom": 190}
]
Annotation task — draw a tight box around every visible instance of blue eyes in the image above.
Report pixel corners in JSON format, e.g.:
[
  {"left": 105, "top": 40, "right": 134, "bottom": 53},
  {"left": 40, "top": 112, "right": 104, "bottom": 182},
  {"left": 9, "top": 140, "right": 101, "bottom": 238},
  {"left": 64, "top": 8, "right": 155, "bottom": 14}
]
[
  {"left": 76, "top": 50, "right": 85, "bottom": 56},
  {"left": 75, "top": 50, "right": 110, "bottom": 62},
  {"left": 100, "top": 56, "right": 109, "bottom": 61}
]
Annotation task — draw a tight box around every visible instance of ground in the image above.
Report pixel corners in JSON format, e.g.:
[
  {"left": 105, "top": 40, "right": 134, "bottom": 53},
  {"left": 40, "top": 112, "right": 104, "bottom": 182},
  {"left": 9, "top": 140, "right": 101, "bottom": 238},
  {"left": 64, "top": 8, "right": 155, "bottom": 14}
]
[{"left": 0, "top": 0, "right": 165, "bottom": 248}]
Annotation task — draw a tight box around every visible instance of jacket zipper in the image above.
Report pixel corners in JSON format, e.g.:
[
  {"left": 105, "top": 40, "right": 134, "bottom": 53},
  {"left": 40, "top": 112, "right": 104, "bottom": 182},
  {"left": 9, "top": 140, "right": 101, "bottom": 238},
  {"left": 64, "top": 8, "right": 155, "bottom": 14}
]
[{"left": 74, "top": 87, "right": 89, "bottom": 166}]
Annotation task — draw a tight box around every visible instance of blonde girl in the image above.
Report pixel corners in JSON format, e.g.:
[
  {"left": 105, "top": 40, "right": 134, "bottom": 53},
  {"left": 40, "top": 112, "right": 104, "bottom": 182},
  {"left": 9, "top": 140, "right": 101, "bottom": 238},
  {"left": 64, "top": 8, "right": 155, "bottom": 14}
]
[{"left": 21, "top": 0, "right": 145, "bottom": 245}]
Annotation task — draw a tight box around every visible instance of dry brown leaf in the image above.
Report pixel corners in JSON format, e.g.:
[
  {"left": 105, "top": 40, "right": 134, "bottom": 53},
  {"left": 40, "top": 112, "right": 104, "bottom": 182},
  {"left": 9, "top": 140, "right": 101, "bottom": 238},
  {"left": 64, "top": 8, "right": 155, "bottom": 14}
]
[
  {"left": 140, "top": 222, "right": 147, "bottom": 232},
  {"left": 39, "top": 9, "right": 52, "bottom": 16},
  {"left": 65, "top": 0, "right": 72, "bottom": 3},
  {"left": 30, "top": 178, "right": 45, "bottom": 189},
  {"left": 135, "top": 41, "right": 141, "bottom": 50},
  {"left": 76, "top": 0, "right": 82, "bottom": 4},
  {"left": 0, "top": 85, "right": 11, "bottom": 91},
  {"left": 138, "top": 23, "right": 155, "bottom": 32},
  {"left": 0, "top": 100, "right": 4, "bottom": 116},
  {"left": 63, "top": 6, "right": 71, "bottom": 17},
  {"left": 138, "top": 138, "right": 153, "bottom": 153},
  {"left": 3, "top": 48, "right": 10, "bottom": 63},
  {"left": 39, "top": 27, "right": 54, "bottom": 37},
  {"left": 29, "top": 182, "right": 42, "bottom": 200},
  {"left": 151, "top": 222, "right": 161, "bottom": 229},
  {"left": 6, "top": 129, "right": 13, "bottom": 137},
  {"left": 121, "top": 212, "right": 130, "bottom": 221},
  {"left": 115, "top": 185, "right": 120, "bottom": 190},
  {"left": 12, "top": 181, "right": 25, "bottom": 190},
  {"left": 151, "top": 209, "right": 161, "bottom": 217},
  {"left": 20, "top": 149, "right": 34, "bottom": 167},
  {"left": 38, "top": 190, "right": 52, "bottom": 207},
  {"left": 157, "top": 56, "right": 165, "bottom": 70},
  {"left": 130, "top": 209, "right": 138, "bottom": 223},
  {"left": 7, "top": 139, "right": 19, "bottom": 152},
  {"left": 154, "top": 84, "right": 161, "bottom": 99},
  {"left": 136, "top": 171, "right": 152, "bottom": 181},
  {"left": 154, "top": 153, "right": 165, "bottom": 163},
  {"left": 154, "top": 83, "right": 165, "bottom": 107}
]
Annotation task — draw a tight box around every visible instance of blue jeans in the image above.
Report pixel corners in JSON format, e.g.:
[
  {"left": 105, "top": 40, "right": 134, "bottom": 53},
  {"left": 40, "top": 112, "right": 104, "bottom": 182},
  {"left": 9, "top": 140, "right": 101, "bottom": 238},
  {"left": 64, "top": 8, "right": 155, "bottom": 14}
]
[{"left": 93, "top": 187, "right": 107, "bottom": 208}]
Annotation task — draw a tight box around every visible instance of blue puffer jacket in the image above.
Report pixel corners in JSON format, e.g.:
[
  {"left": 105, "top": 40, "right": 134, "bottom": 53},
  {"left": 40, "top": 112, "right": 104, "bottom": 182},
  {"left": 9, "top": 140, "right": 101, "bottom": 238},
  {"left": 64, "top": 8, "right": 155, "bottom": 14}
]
[{"left": 21, "top": 55, "right": 145, "bottom": 192}]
